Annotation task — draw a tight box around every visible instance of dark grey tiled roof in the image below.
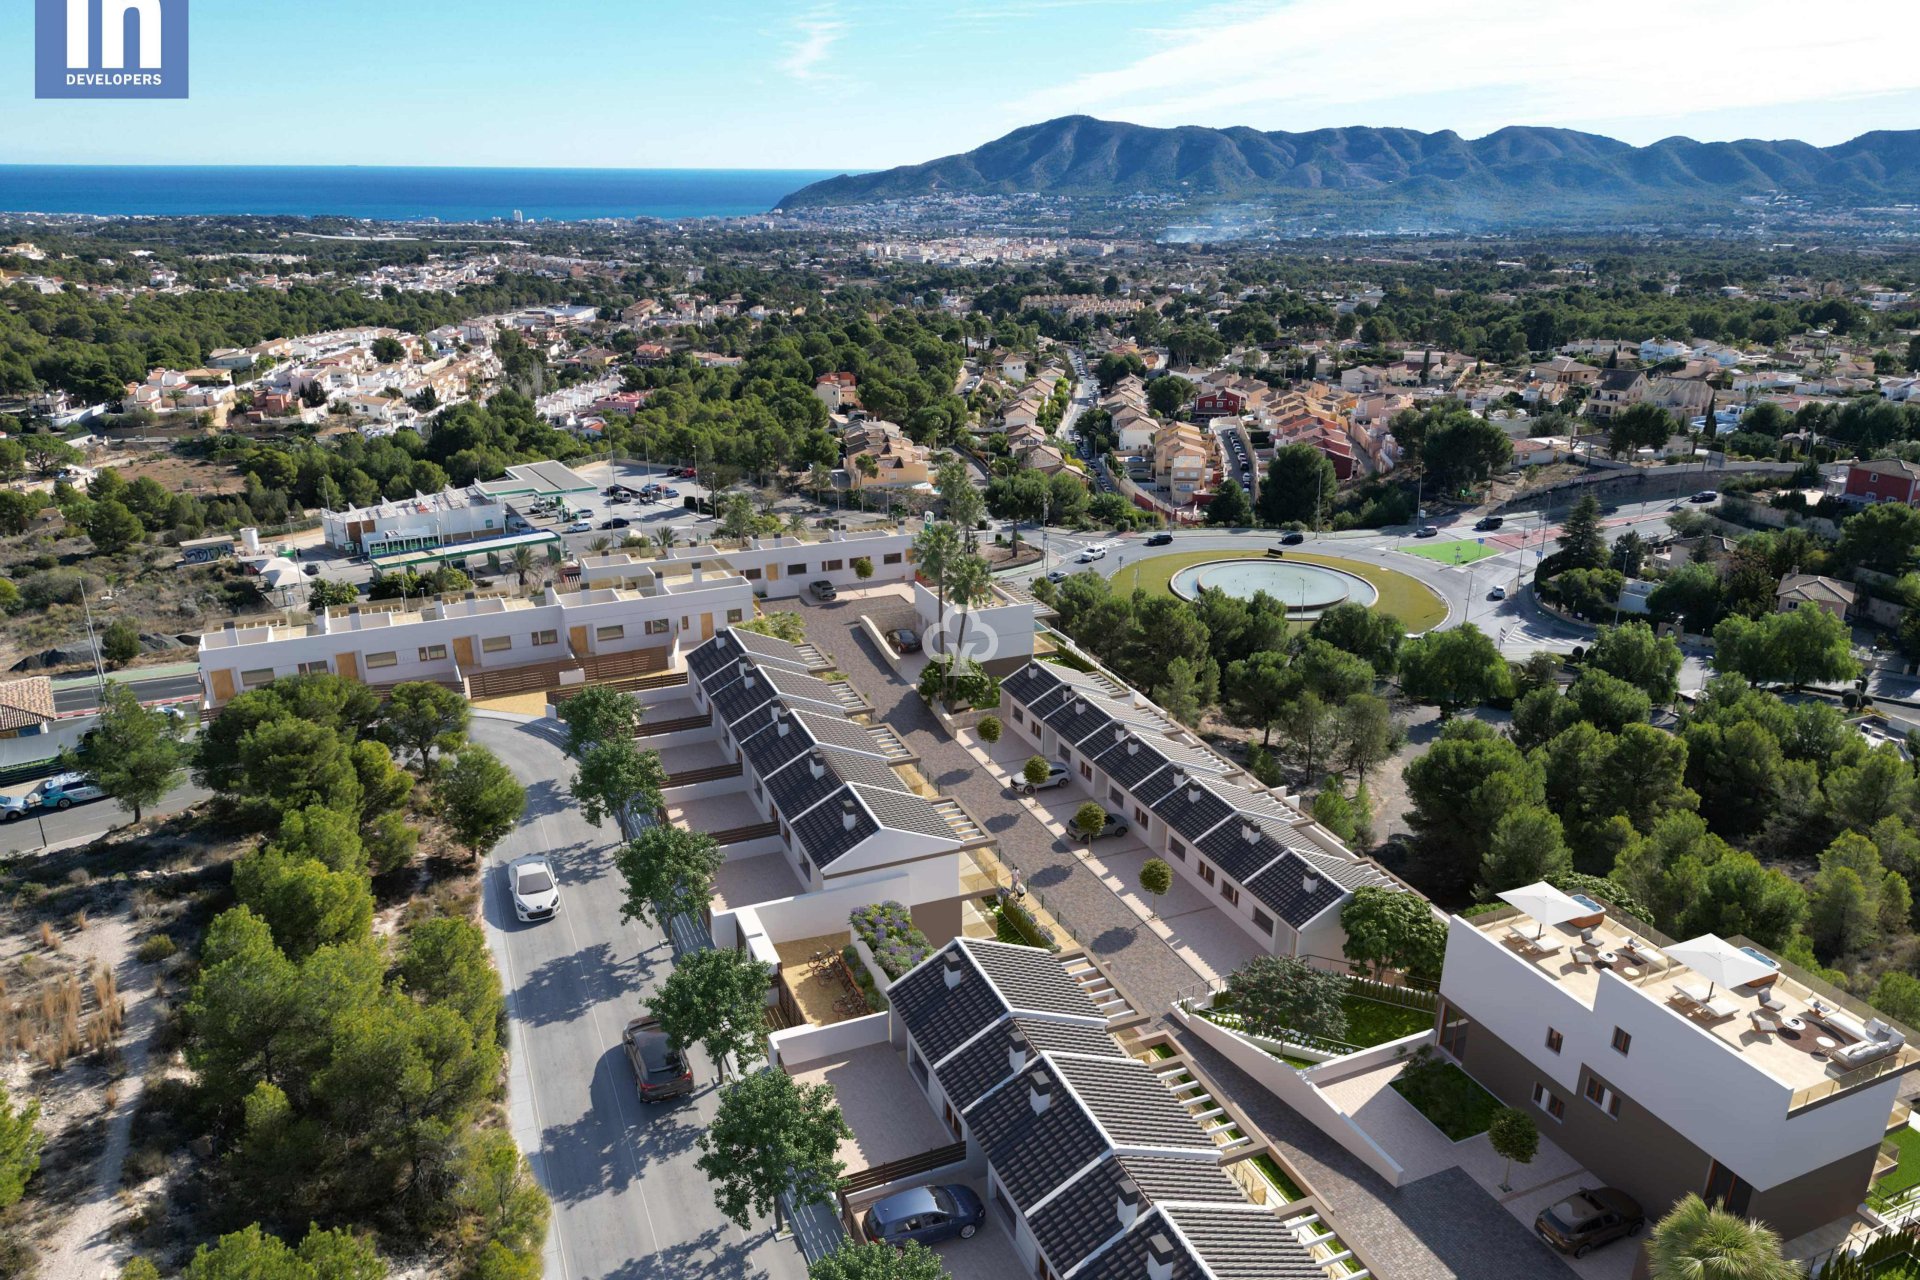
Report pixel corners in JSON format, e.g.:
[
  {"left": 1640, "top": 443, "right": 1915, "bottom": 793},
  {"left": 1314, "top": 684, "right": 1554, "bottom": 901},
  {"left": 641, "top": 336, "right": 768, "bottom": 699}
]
[
  {"left": 1026, "top": 1156, "right": 1138, "bottom": 1276},
  {"left": 1092, "top": 736, "right": 1176, "bottom": 794},
  {"left": 853, "top": 783, "right": 955, "bottom": 842},
  {"left": 740, "top": 707, "right": 819, "bottom": 777},
  {"left": 710, "top": 670, "right": 779, "bottom": 725},
  {"left": 685, "top": 631, "right": 746, "bottom": 683},
  {"left": 1166, "top": 1203, "right": 1326, "bottom": 1280},
  {"left": 968, "top": 942, "right": 1103, "bottom": 1019},
  {"left": 1148, "top": 773, "right": 1239, "bottom": 844},
  {"left": 1196, "top": 818, "right": 1291, "bottom": 885},
  {"left": 792, "top": 710, "right": 886, "bottom": 756},
  {"left": 762, "top": 665, "right": 850, "bottom": 710},
  {"left": 890, "top": 942, "right": 1010, "bottom": 1066},
  {"left": 1245, "top": 848, "right": 1352, "bottom": 927},
  {"left": 764, "top": 746, "right": 904, "bottom": 820},
  {"left": 788, "top": 785, "right": 877, "bottom": 868},
  {"left": 730, "top": 625, "right": 823, "bottom": 671},
  {"left": 1036, "top": 685, "right": 1121, "bottom": 748},
  {"left": 1115, "top": 1155, "right": 1243, "bottom": 1204},
  {"left": 968, "top": 1058, "right": 1110, "bottom": 1212},
  {"left": 1053, "top": 1054, "right": 1219, "bottom": 1152},
  {"left": 1002, "top": 661, "right": 1066, "bottom": 709},
  {"left": 936, "top": 1017, "right": 1121, "bottom": 1113}
]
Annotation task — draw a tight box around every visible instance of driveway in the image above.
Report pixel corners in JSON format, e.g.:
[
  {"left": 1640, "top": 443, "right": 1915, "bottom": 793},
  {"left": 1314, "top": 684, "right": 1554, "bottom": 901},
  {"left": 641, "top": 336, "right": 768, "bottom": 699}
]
[{"left": 472, "top": 716, "right": 806, "bottom": 1280}]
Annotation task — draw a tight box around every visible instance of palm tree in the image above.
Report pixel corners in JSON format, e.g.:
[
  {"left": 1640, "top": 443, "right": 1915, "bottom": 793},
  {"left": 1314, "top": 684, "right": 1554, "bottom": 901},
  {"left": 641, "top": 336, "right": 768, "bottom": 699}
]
[
  {"left": 943, "top": 552, "right": 993, "bottom": 695},
  {"left": 511, "top": 545, "right": 535, "bottom": 587},
  {"left": 854, "top": 453, "right": 879, "bottom": 511},
  {"left": 588, "top": 536, "right": 612, "bottom": 556},
  {"left": 651, "top": 526, "right": 679, "bottom": 555},
  {"left": 913, "top": 522, "right": 961, "bottom": 648},
  {"left": 1647, "top": 1195, "right": 1797, "bottom": 1280},
  {"left": 807, "top": 462, "right": 835, "bottom": 505}
]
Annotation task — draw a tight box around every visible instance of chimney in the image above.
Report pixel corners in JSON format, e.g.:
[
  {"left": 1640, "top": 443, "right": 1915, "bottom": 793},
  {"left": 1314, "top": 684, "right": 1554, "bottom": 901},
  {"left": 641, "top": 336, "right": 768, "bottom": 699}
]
[
  {"left": 1127, "top": 740, "right": 1140, "bottom": 756},
  {"left": 776, "top": 708, "right": 790, "bottom": 737},
  {"left": 809, "top": 751, "right": 826, "bottom": 779},
  {"left": 842, "top": 796, "right": 858, "bottom": 831},
  {"left": 1007, "top": 1027, "right": 1030, "bottom": 1074},
  {"left": 1073, "top": 698, "right": 1087, "bottom": 716},
  {"left": 1303, "top": 872, "right": 1320, "bottom": 895},
  {"left": 1115, "top": 1176, "right": 1142, "bottom": 1232},
  {"left": 943, "top": 949, "right": 964, "bottom": 989},
  {"left": 1146, "top": 1233, "right": 1176, "bottom": 1280},
  {"left": 1114, "top": 726, "right": 1127, "bottom": 746},
  {"left": 1243, "top": 821, "right": 1261, "bottom": 844},
  {"left": 1188, "top": 779, "right": 1202, "bottom": 804},
  {"left": 1029, "top": 1069, "right": 1053, "bottom": 1115}
]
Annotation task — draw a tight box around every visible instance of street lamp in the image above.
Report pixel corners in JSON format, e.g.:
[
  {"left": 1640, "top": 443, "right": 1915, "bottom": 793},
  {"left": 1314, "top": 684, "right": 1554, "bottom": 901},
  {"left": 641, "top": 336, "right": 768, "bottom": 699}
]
[{"left": 80, "top": 585, "right": 114, "bottom": 702}]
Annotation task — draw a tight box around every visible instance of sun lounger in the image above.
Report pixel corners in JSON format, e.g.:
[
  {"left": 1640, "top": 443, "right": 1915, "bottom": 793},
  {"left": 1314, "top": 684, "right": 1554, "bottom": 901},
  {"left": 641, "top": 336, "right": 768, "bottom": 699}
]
[{"left": 1749, "top": 1008, "right": 1784, "bottom": 1034}]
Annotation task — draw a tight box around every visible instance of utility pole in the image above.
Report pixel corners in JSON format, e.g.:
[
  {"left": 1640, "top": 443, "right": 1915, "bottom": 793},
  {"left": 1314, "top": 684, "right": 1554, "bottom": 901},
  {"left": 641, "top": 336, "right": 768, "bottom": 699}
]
[{"left": 80, "top": 586, "right": 111, "bottom": 703}]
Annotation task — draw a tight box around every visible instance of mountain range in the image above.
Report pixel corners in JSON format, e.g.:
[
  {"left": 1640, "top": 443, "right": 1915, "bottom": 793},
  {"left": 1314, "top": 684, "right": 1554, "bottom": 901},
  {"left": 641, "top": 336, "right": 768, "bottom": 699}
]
[{"left": 777, "top": 116, "right": 1920, "bottom": 221}]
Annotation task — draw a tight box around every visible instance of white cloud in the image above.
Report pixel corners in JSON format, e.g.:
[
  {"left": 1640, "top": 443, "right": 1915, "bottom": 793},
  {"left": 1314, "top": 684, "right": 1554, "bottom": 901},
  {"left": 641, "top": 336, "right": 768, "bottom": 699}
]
[
  {"left": 1014, "top": 0, "right": 1920, "bottom": 144},
  {"left": 782, "top": 7, "right": 846, "bottom": 82}
]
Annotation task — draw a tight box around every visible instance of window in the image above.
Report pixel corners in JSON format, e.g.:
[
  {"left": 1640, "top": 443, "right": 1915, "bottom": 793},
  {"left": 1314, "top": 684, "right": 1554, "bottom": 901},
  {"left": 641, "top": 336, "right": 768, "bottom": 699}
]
[
  {"left": 1168, "top": 840, "right": 1185, "bottom": 861},
  {"left": 240, "top": 668, "right": 276, "bottom": 688},
  {"left": 1134, "top": 806, "right": 1148, "bottom": 825},
  {"left": 1611, "top": 1027, "right": 1632, "bottom": 1056},
  {"left": 530, "top": 630, "right": 557, "bottom": 647},
  {"left": 1437, "top": 1001, "right": 1471, "bottom": 1060},
  {"left": 1058, "top": 746, "right": 1071, "bottom": 762},
  {"left": 1079, "top": 762, "right": 1092, "bottom": 780},
  {"left": 481, "top": 635, "right": 512, "bottom": 653},
  {"left": 1012, "top": 708, "right": 1024, "bottom": 724},
  {"left": 883, "top": 552, "right": 902, "bottom": 565},
  {"left": 595, "top": 625, "right": 624, "bottom": 642},
  {"left": 1584, "top": 1076, "right": 1622, "bottom": 1118},
  {"left": 741, "top": 568, "right": 762, "bottom": 580},
  {"left": 1197, "top": 862, "right": 1216, "bottom": 886},
  {"left": 1220, "top": 882, "right": 1240, "bottom": 907},
  {"left": 1532, "top": 1082, "right": 1565, "bottom": 1121},
  {"left": 1109, "top": 787, "right": 1123, "bottom": 805},
  {"left": 1545, "top": 1028, "right": 1563, "bottom": 1054},
  {"left": 1252, "top": 907, "right": 1274, "bottom": 934},
  {"left": 297, "top": 660, "right": 330, "bottom": 676},
  {"left": 1704, "top": 1161, "right": 1754, "bottom": 1216},
  {"left": 365, "top": 651, "right": 398, "bottom": 669},
  {"left": 798, "top": 853, "right": 813, "bottom": 880},
  {"left": 908, "top": 1045, "right": 930, "bottom": 1089},
  {"left": 788, "top": 563, "right": 807, "bottom": 576},
  {"left": 822, "top": 559, "right": 843, "bottom": 572},
  {"left": 726, "top": 609, "right": 744, "bottom": 624},
  {"left": 419, "top": 645, "right": 448, "bottom": 662},
  {"left": 645, "top": 619, "right": 669, "bottom": 635}
]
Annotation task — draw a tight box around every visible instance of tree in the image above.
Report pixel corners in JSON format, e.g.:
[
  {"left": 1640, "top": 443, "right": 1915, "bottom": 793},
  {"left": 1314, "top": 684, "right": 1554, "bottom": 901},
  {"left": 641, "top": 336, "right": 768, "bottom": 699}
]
[
  {"left": 1205, "top": 478, "right": 1253, "bottom": 527},
  {"left": 435, "top": 746, "right": 526, "bottom": 858},
  {"left": 1838, "top": 500, "right": 1920, "bottom": 573},
  {"left": 1146, "top": 375, "right": 1192, "bottom": 416},
  {"left": 1224, "top": 955, "right": 1349, "bottom": 1044},
  {"left": 398, "top": 917, "right": 504, "bottom": 1042},
  {"left": 1155, "top": 656, "right": 1205, "bottom": 728},
  {"left": 1479, "top": 805, "right": 1573, "bottom": 898},
  {"left": 1312, "top": 602, "right": 1405, "bottom": 674},
  {"left": 380, "top": 682, "right": 470, "bottom": 775},
  {"left": 649, "top": 947, "right": 774, "bottom": 1078},
  {"left": 1647, "top": 1194, "right": 1797, "bottom": 1280},
  {"left": 233, "top": 850, "right": 375, "bottom": 960},
  {"left": 1714, "top": 603, "right": 1858, "bottom": 690},
  {"left": 976, "top": 715, "right": 1002, "bottom": 745},
  {"left": 1405, "top": 720, "right": 1543, "bottom": 894},
  {"left": 1564, "top": 669, "right": 1653, "bottom": 734},
  {"left": 570, "top": 737, "right": 667, "bottom": 829},
  {"left": 87, "top": 498, "right": 144, "bottom": 553},
  {"left": 613, "top": 825, "right": 726, "bottom": 929},
  {"left": 1419, "top": 407, "right": 1513, "bottom": 493},
  {"left": 1556, "top": 494, "right": 1608, "bottom": 572},
  {"left": 1276, "top": 691, "right": 1338, "bottom": 777},
  {"left": 556, "top": 684, "right": 644, "bottom": 757},
  {"left": 1258, "top": 444, "right": 1337, "bottom": 527},
  {"left": 1824, "top": 744, "right": 1916, "bottom": 832},
  {"left": 1398, "top": 624, "right": 1512, "bottom": 716},
  {"left": 1224, "top": 650, "right": 1296, "bottom": 745},
  {"left": 372, "top": 335, "right": 407, "bottom": 364},
  {"left": 852, "top": 556, "right": 873, "bottom": 580},
  {"left": 1586, "top": 621, "right": 1682, "bottom": 704},
  {"left": 101, "top": 616, "right": 141, "bottom": 666},
  {"left": 1073, "top": 801, "right": 1108, "bottom": 842},
  {"left": 1022, "top": 755, "right": 1051, "bottom": 789},
  {"left": 808, "top": 1240, "right": 947, "bottom": 1280},
  {"left": 0, "top": 1085, "right": 42, "bottom": 1210},
  {"left": 1335, "top": 694, "right": 1401, "bottom": 780},
  {"left": 1339, "top": 886, "right": 1445, "bottom": 981},
  {"left": 1608, "top": 403, "right": 1679, "bottom": 459},
  {"left": 453, "top": 1128, "right": 550, "bottom": 1260},
  {"left": 178, "top": 1222, "right": 387, "bottom": 1280},
  {"left": 697, "top": 1068, "right": 849, "bottom": 1234},
  {"left": 1138, "top": 858, "right": 1172, "bottom": 919},
  {"left": 77, "top": 683, "right": 182, "bottom": 823},
  {"left": 1488, "top": 1108, "right": 1538, "bottom": 1194},
  {"left": 912, "top": 522, "right": 961, "bottom": 640},
  {"left": 309, "top": 579, "right": 358, "bottom": 609}
]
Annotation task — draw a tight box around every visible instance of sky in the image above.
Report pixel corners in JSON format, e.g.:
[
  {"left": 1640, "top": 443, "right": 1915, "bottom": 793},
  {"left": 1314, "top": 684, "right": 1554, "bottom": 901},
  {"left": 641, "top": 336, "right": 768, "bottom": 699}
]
[{"left": 6, "top": 0, "right": 1918, "bottom": 170}]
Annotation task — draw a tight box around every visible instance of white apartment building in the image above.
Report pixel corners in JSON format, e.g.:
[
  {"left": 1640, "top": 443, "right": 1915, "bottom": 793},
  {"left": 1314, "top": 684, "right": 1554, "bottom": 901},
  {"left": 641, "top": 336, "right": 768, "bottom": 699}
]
[
  {"left": 578, "top": 529, "right": 915, "bottom": 603},
  {"left": 320, "top": 485, "right": 512, "bottom": 557}
]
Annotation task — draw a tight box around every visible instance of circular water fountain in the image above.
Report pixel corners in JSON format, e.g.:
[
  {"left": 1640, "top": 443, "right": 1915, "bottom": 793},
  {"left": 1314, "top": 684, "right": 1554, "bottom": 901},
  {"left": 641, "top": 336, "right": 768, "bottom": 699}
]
[{"left": 1167, "top": 558, "right": 1378, "bottom": 617}]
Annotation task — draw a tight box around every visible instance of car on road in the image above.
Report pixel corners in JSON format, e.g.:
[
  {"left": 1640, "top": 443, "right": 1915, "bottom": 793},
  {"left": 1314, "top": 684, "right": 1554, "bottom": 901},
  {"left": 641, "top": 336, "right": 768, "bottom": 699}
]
[
  {"left": 1, "top": 772, "right": 106, "bottom": 821},
  {"left": 678, "top": 467, "right": 698, "bottom": 479},
  {"left": 1018, "top": 762, "right": 1072, "bottom": 795},
  {"left": 862, "top": 1185, "right": 985, "bottom": 1247},
  {"left": 1075, "top": 547, "right": 1107, "bottom": 563},
  {"left": 1091, "top": 810, "right": 1130, "bottom": 838},
  {"left": 889, "top": 627, "right": 920, "bottom": 653},
  {"left": 507, "top": 855, "right": 560, "bottom": 922},
  {"left": 1668, "top": 502, "right": 1684, "bottom": 512},
  {"left": 600, "top": 518, "right": 630, "bottom": 530},
  {"left": 1488, "top": 585, "right": 1507, "bottom": 600},
  {"left": 1534, "top": 1187, "right": 1644, "bottom": 1258},
  {"left": 1415, "top": 525, "right": 1439, "bottom": 537},
  {"left": 304, "top": 562, "right": 321, "bottom": 575},
  {"left": 1146, "top": 532, "right": 1173, "bottom": 546},
  {"left": 1474, "top": 516, "right": 1504, "bottom": 531},
  {"left": 563, "top": 520, "right": 592, "bottom": 534},
  {"left": 809, "top": 579, "right": 838, "bottom": 601},
  {"left": 623, "top": 1015, "right": 695, "bottom": 1102},
  {"left": 1691, "top": 490, "right": 1719, "bottom": 503},
  {"left": 1046, "top": 569, "right": 1070, "bottom": 583},
  {"left": 661, "top": 487, "right": 682, "bottom": 499},
  {"left": 1279, "top": 531, "right": 1306, "bottom": 545}
]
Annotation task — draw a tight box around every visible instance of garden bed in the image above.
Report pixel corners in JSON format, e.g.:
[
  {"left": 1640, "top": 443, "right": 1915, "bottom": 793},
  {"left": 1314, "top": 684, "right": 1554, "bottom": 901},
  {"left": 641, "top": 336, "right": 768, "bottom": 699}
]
[{"left": 1390, "top": 1051, "right": 1501, "bottom": 1141}]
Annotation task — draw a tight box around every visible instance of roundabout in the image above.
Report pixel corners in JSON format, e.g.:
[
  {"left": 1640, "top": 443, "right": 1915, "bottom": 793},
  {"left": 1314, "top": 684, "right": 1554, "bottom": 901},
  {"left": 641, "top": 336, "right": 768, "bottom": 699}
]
[
  {"left": 1167, "top": 558, "right": 1378, "bottom": 618},
  {"left": 1105, "top": 546, "right": 1450, "bottom": 632}
]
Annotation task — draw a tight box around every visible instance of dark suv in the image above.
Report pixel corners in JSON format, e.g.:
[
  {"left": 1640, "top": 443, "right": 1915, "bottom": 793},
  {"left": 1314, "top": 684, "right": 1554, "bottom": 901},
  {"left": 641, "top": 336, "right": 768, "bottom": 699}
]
[
  {"left": 1535, "top": 1187, "right": 1644, "bottom": 1257},
  {"left": 623, "top": 1016, "right": 694, "bottom": 1102}
]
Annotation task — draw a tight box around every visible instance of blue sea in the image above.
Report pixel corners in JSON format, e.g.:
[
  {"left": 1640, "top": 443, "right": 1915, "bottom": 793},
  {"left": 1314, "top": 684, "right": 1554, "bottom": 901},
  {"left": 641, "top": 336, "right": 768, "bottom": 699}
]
[{"left": 0, "top": 166, "right": 852, "bottom": 222}]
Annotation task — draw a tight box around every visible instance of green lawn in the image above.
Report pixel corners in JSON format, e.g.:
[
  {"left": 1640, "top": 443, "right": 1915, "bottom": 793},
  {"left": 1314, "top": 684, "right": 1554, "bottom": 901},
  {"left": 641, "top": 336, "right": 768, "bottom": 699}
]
[
  {"left": 1400, "top": 538, "right": 1500, "bottom": 566},
  {"left": 1114, "top": 548, "right": 1448, "bottom": 632},
  {"left": 1342, "top": 994, "right": 1435, "bottom": 1047},
  {"left": 1252, "top": 1154, "right": 1306, "bottom": 1202},
  {"left": 1876, "top": 1124, "right": 1920, "bottom": 1206},
  {"left": 1390, "top": 1059, "right": 1501, "bottom": 1141}
]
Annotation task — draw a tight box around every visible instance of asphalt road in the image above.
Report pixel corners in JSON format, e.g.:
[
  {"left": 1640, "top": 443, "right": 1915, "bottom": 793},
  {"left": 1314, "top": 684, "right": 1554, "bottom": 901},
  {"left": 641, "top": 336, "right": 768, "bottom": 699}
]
[
  {"left": 470, "top": 716, "right": 806, "bottom": 1280},
  {"left": 52, "top": 671, "right": 204, "bottom": 714},
  {"left": 0, "top": 774, "right": 213, "bottom": 855}
]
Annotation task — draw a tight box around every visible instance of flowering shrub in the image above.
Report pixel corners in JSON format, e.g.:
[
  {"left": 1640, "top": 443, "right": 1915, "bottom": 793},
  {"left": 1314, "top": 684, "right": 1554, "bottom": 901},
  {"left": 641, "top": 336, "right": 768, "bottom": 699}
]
[{"left": 850, "top": 900, "right": 931, "bottom": 979}]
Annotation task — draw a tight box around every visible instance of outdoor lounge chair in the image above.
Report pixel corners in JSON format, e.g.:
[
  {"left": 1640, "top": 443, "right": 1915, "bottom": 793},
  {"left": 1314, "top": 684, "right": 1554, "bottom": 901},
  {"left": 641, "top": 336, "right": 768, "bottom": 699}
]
[{"left": 1749, "top": 1008, "right": 1784, "bottom": 1034}]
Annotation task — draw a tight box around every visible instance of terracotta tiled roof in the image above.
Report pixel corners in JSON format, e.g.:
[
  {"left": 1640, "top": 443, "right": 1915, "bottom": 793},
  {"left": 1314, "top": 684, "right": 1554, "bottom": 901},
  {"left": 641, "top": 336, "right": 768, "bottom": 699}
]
[{"left": 0, "top": 676, "right": 55, "bottom": 731}]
